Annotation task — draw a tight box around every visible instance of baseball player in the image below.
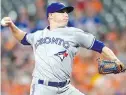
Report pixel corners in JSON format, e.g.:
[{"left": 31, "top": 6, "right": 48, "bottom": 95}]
[{"left": 1, "top": 2, "right": 125, "bottom": 95}]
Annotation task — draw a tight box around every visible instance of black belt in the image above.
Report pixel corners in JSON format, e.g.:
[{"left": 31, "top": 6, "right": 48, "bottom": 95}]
[{"left": 38, "top": 79, "right": 70, "bottom": 88}]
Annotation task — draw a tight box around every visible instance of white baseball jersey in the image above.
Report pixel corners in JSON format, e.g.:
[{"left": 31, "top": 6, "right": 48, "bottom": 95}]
[{"left": 26, "top": 26, "right": 95, "bottom": 82}]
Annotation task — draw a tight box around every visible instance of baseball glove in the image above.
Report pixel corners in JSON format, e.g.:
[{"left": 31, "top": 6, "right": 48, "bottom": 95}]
[{"left": 97, "top": 58, "right": 126, "bottom": 74}]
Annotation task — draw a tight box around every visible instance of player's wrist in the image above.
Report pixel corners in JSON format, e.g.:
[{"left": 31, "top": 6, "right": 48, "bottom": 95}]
[{"left": 113, "top": 59, "right": 120, "bottom": 63}]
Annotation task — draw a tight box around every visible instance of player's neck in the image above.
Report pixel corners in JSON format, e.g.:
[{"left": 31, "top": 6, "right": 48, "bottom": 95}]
[
  {"left": 50, "top": 24, "right": 59, "bottom": 31},
  {"left": 49, "top": 22, "right": 65, "bottom": 31}
]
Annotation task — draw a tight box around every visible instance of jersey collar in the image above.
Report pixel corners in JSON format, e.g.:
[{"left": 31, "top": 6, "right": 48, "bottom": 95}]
[{"left": 45, "top": 26, "right": 67, "bottom": 31}]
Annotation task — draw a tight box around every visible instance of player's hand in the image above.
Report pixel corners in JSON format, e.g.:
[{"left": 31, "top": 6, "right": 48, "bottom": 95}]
[
  {"left": 1, "top": 17, "right": 13, "bottom": 27},
  {"left": 97, "top": 58, "right": 126, "bottom": 74},
  {"left": 116, "top": 61, "right": 125, "bottom": 72}
]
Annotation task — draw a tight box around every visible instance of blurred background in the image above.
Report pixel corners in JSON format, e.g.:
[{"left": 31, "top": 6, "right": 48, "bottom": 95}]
[{"left": 1, "top": 0, "right": 126, "bottom": 95}]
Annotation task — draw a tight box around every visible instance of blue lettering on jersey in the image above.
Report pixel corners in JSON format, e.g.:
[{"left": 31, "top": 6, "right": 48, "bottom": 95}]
[
  {"left": 51, "top": 37, "right": 59, "bottom": 44},
  {"left": 35, "top": 37, "right": 70, "bottom": 49},
  {"left": 44, "top": 37, "right": 51, "bottom": 44}
]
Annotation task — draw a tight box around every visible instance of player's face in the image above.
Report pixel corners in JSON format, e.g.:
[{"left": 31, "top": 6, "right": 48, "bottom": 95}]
[{"left": 50, "top": 9, "right": 69, "bottom": 26}]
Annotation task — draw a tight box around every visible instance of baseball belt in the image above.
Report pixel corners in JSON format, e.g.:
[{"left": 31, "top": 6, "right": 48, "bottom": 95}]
[{"left": 38, "top": 79, "right": 70, "bottom": 88}]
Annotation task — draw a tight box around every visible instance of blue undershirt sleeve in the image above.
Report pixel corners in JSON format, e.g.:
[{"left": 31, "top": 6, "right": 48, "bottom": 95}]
[
  {"left": 21, "top": 33, "right": 31, "bottom": 45},
  {"left": 91, "top": 40, "right": 105, "bottom": 53}
]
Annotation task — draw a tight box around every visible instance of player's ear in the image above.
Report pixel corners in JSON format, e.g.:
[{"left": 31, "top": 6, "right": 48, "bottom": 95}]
[{"left": 48, "top": 13, "right": 53, "bottom": 19}]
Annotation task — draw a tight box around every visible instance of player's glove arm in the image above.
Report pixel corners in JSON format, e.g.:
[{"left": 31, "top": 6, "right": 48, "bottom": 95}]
[
  {"left": 91, "top": 40, "right": 120, "bottom": 62},
  {"left": 91, "top": 40, "right": 125, "bottom": 74},
  {"left": 101, "top": 46, "right": 125, "bottom": 71}
]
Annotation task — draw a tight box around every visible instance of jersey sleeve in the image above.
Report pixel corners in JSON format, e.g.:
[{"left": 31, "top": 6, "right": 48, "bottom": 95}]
[
  {"left": 74, "top": 28, "right": 95, "bottom": 49},
  {"left": 26, "top": 33, "right": 35, "bottom": 45},
  {"left": 21, "top": 33, "right": 35, "bottom": 45}
]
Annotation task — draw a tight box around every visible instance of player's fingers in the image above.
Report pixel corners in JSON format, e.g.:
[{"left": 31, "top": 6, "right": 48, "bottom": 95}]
[
  {"left": 1, "top": 17, "right": 13, "bottom": 27},
  {"left": 2, "top": 17, "right": 13, "bottom": 22},
  {"left": 4, "top": 18, "right": 12, "bottom": 23},
  {"left": 1, "top": 20, "right": 11, "bottom": 26},
  {"left": 2, "top": 17, "right": 12, "bottom": 20},
  {"left": 117, "top": 64, "right": 124, "bottom": 72},
  {"left": 120, "top": 64, "right": 125, "bottom": 71}
]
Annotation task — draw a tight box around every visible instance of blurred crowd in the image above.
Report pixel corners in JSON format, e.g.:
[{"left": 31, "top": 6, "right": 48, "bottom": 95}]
[{"left": 1, "top": 0, "right": 126, "bottom": 95}]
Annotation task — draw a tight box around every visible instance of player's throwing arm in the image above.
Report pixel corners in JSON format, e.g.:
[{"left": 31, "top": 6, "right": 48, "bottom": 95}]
[{"left": 1, "top": 17, "right": 26, "bottom": 41}]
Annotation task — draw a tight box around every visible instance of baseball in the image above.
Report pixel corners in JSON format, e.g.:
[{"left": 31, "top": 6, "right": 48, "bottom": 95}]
[{"left": 1, "top": 18, "right": 6, "bottom": 26}]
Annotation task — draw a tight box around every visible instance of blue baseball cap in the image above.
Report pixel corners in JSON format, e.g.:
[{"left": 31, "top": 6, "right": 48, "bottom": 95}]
[{"left": 46, "top": 2, "right": 74, "bottom": 17}]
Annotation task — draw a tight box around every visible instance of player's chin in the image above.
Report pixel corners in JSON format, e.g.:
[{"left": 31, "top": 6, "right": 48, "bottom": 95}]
[{"left": 62, "top": 21, "right": 68, "bottom": 26}]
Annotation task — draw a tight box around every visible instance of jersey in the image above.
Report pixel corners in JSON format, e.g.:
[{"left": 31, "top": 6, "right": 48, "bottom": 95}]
[{"left": 25, "top": 27, "right": 95, "bottom": 81}]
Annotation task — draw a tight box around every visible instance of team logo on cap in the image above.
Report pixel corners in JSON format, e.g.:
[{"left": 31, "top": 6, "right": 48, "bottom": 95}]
[{"left": 54, "top": 50, "right": 68, "bottom": 61}]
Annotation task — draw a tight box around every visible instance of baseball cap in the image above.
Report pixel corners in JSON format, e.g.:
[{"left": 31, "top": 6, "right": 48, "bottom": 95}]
[{"left": 46, "top": 2, "right": 74, "bottom": 17}]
